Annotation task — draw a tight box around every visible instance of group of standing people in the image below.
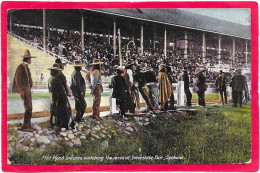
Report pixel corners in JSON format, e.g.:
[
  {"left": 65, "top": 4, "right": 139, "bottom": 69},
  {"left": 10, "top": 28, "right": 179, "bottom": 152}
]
[{"left": 12, "top": 49, "right": 249, "bottom": 132}]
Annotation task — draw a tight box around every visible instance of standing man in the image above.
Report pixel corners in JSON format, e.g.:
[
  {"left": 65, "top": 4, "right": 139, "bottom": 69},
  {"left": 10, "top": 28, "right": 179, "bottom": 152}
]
[
  {"left": 158, "top": 64, "right": 172, "bottom": 111},
  {"left": 182, "top": 67, "right": 192, "bottom": 107},
  {"left": 70, "top": 60, "right": 87, "bottom": 122},
  {"left": 215, "top": 70, "right": 228, "bottom": 105},
  {"left": 110, "top": 67, "right": 128, "bottom": 118},
  {"left": 230, "top": 69, "right": 247, "bottom": 108},
  {"left": 90, "top": 59, "right": 103, "bottom": 120},
  {"left": 12, "top": 50, "right": 36, "bottom": 132},
  {"left": 195, "top": 68, "right": 207, "bottom": 107}
]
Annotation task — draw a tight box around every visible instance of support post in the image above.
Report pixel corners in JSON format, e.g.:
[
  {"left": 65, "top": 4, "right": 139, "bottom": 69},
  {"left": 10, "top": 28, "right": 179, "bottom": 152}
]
[
  {"left": 118, "top": 28, "right": 122, "bottom": 67},
  {"left": 10, "top": 13, "right": 12, "bottom": 34},
  {"left": 245, "top": 40, "right": 248, "bottom": 67},
  {"left": 113, "top": 19, "right": 116, "bottom": 58},
  {"left": 218, "top": 35, "right": 221, "bottom": 64},
  {"left": 184, "top": 30, "right": 188, "bottom": 58},
  {"left": 43, "top": 9, "right": 46, "bottom": 52},
  {"left": 140, "top": 25, "right": 143, "bottom": 55},
  {"left": 81, "top": 13, "right": 85, "bottom": 51},
  {"left": 232, "top": 37, "right": 236, "bottom": 66},
  {"left": 164, "top": 28, "right": 167, "bottom": 58},
  {"left": 153, "top": 32, "right": 156, "bottom": 50},
  {"left": 202, "top": 32, "right": 206, "bottom": 62}
]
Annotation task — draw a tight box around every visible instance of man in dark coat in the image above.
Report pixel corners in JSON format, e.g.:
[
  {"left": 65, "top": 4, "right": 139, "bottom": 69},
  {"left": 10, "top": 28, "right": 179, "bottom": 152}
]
[
  {"left": 12, "top": 50, "right": 36, "bottom": 132},
  {"left": 215, "top": 70, "right": 228, "bottom": 105},
  {"left": 110, "top": 67, "right": 128, "bottom": 117},
  {"left": 183, "top": 68, "right": 192, "bottom": 107},
  {"left": 70, "top": 60, "right": 87, "bottom": 122},
  {"left": 48, "top": 64, "right": 72, "bottom": 131},
  {"left": 196, "top": 68, "right": 207, "bottom": 107},
  {"left": 230, "top": 69, "right": 248, "bottom": 108}
]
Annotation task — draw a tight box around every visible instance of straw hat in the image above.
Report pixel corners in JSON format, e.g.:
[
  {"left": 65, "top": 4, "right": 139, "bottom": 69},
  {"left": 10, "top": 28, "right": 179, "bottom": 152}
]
[
  {"left": 125, "top": 61, "right": 136, "bottom": 68},
  {"left": 195, "top": 68, "right": 204, "bottom": 74},
  {"left": 159, "top": 64, "right": 166, "bottom": 71},
  {"left": 21, "top": 50, "right": 36, "bottom": 58},
  {"left": 116, "top": 67, "right": 124, "bottom": 72},
  {"left": 145, "top": 66, "right": 152, "bottom": 71},
  {"left": 48, "top": 63, "right": 63, "bottom": 71},
  {"left": 73, "top": 60, "right": 84, "bottom": 66},
  {"left": 91, "top": 59, "right": 103, "bottom": 65}
]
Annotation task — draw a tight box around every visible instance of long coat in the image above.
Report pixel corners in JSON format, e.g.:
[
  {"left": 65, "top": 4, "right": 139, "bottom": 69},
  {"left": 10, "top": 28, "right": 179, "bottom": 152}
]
[
  {"left": 111, "top": 75, "right": 127, "bottom": 100},
  {"left": 215, "top": 76, "right": 228, "bottom": 90},
  {"left": 49, "top": 75, "right": 71, "bottom": 129},
  {"left": 70, "top": 71, "right": 86, "bottom": 98},
  {"left": 12, "top": 63, "right": 32, "bottom": 93},
  {"left": 197, "top": 73, "right": 207, "bottom": 91}
]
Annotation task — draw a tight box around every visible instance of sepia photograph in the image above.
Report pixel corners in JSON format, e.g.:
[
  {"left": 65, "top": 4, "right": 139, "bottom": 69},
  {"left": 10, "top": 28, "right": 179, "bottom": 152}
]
[{"left": 1, "top": 1, "right": 258, "bottom": 172}]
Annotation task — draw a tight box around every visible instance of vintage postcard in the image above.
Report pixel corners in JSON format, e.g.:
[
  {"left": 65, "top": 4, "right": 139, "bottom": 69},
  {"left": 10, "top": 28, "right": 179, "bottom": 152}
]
[{"left": 1, "top": 1, "right": 259, "bottom": 172}]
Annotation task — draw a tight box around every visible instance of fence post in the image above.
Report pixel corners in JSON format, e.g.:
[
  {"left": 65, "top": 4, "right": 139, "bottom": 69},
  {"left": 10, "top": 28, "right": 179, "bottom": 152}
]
[
  {"left": 109, "top": 88, "right": 119, "bottom": 115},
  {"left": 177, "top": 81, "right": 185, "bottom": 107}
]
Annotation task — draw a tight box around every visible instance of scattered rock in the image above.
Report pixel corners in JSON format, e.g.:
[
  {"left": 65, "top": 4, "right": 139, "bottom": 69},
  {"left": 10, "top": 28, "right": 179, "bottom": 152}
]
[
  {"left": 36, "top": 136, "right": 51, "bottom": 145},
  {"left": 72, "top": 138, "right": 81, "bottom": 146},
  {"left": 60, "top": 132, "right": 67, "bottom": 137},
  {"left": 33, "top": 124, "right": 42, "bottom": 131},
  {"left": 123, "top": 131, "right": 131, "bottom": 135},
  {"left": 66, "top": 141, "right": 74, "bottom": 147},
  {"left": 30, "top": 138, "right": 35, "bottom": 143},
  {"left": 64, "top": 137, "right": 69, "bottom": 141},
  {"left": 68, "top": 134, "right": 75, "bottom": 140},
  {"left": 7, "top": 159, "right": 11, "bottom": 165},
  {"left": 78, "top": 124, "right": 84, "bottom": 131},
  {"left": 125, "top": 127, "right": 134, "bottom": 133},
  {"left": 13, "top": 127, "right": 18, "bottom": 131},
  {"left": 38, "top": 130, "right": 43, "bottom": 134},
  {"left": 68, "top": 130, "right": 73, "bottom": 134},
  {"left": 35, "top": 134, "right": 40, "bottom": 138},
  {"left": 61, "top": 128, "right": 66, "bottom": 132},
  {"left": 80, "top": 135, "right": 86, "bottom": 139},
  {"left": 92, "top": 126, "right": 101, "bottom": 131},
  {"left": 90, "top": 133, "right": 100, "bottom": 140}
]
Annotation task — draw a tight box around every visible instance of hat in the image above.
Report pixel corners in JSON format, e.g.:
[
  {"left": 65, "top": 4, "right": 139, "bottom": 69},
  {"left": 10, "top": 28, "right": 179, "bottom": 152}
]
[
  {"left": 116, "top": 67, "right": 124, "bottom": 72},
  {"left": 159, "top": 64, "right": 166, "bottom": 71},
  {"left": 55, "top": 58, "right": 62, "bottom": 64},
  {"left": 145, "top": 66, "right": 152, "bottom": 71},
  {"left": 91, "top": 59, "right": 103, "bottom": 65},
  {"left": 195, "top": 68, "right": 204, "bottom": 74},
  {"left": 21, "top": 50, "right": 36, "bottom": 58},
  {"left": 220, "top": 70, "right": 223, "bottom": 74},
  {"left": 73, "top": 60, "right": 84, "bottom": 66},
  {"left": 48, "top": 63, "right": 63, "bottom": 71},
  {"left": 125, "top": 61, "right": 136, "bottom": 68}
]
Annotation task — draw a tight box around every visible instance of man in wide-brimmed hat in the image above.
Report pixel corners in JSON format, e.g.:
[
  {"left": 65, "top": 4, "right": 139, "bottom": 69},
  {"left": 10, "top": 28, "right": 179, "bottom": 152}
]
[
  {"left": 122, "top": 61, "right": 138, "bottom": 113},
  {"left": 48, "top": 63, "right": 75, "bottom": 131},
  {"left": 215, "top": 70, "right": 228, "bottom": 105},
  {"left": 70, "top": 60, "right": 87, "bottom": 122},
  {"left": 12, "top": 50, "right": 36, "bottom": 132},
  {"left": 195, "top": 67, "right": 207, "bottom": 106},
  {"left": 110, "top": 67, "right": 128, "bottom": 118},
  {"left": 90, "top": 59, "right": 103, "bottom": 120}
]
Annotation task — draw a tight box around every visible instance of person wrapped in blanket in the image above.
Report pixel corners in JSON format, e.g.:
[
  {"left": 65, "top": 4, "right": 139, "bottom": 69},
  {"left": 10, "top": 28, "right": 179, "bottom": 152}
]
[
  {"left": 158, "top": 64, "right": 172, "bottom": 112},
  {"left": 48, "top": 63, "right": 75, "bottom": 132}
]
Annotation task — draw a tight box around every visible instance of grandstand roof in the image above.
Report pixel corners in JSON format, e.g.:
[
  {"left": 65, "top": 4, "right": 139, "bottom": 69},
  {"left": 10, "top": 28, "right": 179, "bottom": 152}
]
[{"left": 86, "top": 9, "right": 250, "bottom": 40}]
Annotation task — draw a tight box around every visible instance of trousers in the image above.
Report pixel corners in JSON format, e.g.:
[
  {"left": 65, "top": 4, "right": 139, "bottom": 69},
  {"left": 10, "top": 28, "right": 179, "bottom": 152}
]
[
  {"left": 23, "top": 90, "right": 32, "bottom": 128},
  {"left": 75, "top": 95, "right": 87, "bottom": 121},
  {"left": 93, "top": 85, "right": 102, "bottom": 117}
]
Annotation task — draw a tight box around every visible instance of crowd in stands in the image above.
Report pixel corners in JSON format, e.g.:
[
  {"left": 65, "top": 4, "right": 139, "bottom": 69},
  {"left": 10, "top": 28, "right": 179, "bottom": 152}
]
[{"left": 11, "top": 25, "right": 251, "bottom": 83}]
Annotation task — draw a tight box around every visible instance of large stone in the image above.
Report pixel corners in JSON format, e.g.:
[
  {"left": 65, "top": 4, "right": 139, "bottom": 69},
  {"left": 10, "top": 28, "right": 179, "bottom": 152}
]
[
  {"left": 61, "top": 128, "right": 66, "bottom": 132},
  {"left": 90, "top": 133, "right": 100, "bottom": 140},
  {"left": 36, "top": 136, "right": 51, "bottom": 145},
  {"left": 30, "top": 138, "right": 36, "bottom": 143},
  {"left": 13, "top": 127, "right": 18, "bottom": 131},
  {"left": 60, "top": 132, "right": 67, "bottom": 137},
  {"left": 123, "top": 131, "right": 131, "bottom": 135},
  {"left": 125, "top": 127, "right": 134, "bottom": 133},
  {"left": 48, "top": 135, "right": 54, "bottom": 141},
  {"left": 80, "top": 135, "right": 86, "bottom": 139},
  {"left": 35, "top": 134, "right": 40, "bottom": 138},
  {"left": 92, "top": 126, "right": 101, "bottom": 131},
  {"left": 100, "top": 134, "right": 106, "bottom": 138},
  {"left": 72, "top": 138, "right": 81, "bottom": 146},
  {"left": 17, "top": 138, "right": 24, "bottom": 143},
  {"left": 64, "top": 137, "right": 69, "bottom": 141},
  {"left": 68, "top": 134, "right": 75, "bottom": 140},
  {"left": 78, "top": 124, "right": 84, "bottom": 131},
  {"left": 15, "top": 143, "right": 24, "bottom": 151},
  {"left": 67, "top": 130, "right": 73, "bottom": 134},
  {"left": 66, "top": 141, "right": 74, "bottom": 147},
  {"left": 38, "top": 130, "right": 43, "bottom": 134}
]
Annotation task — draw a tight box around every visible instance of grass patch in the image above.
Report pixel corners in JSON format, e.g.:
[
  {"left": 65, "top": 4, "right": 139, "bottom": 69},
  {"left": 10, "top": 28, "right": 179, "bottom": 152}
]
[
  {"left": 7, "top": 92, "right": 110, "bottom": 100},
  {"left": 9, "top": 103, "right": 251, "bottom": 164}
]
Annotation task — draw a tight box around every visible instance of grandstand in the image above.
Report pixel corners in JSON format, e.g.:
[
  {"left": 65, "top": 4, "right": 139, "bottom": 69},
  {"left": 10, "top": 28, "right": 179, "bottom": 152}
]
[{"left": 7, "top": 9, "right": 251, "bottom": 94}]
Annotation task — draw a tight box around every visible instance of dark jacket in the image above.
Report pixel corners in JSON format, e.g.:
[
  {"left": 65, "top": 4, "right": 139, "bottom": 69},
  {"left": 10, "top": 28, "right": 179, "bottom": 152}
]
[
  {"left": 183, "top": 73, "right": 190, "bottom": 89},
  {"left": 143, "top": 71, "right": 157, "bottom": 83},
  {"left": 197, "top": 73, "right": 207, "bottom": 91},
  {"left": 12, "top": 63, "right": 32, "bottom": 93},
  {"left": 111, "top": 75, "right": 127, "bottom": 100},
  {"left": 215, "top": 76, "right": 228, "bottom": 90},
  {"left": 70, "top": 71, "right": 86, "bottom": 98},
  {"left": 231, "top": 74, "right": 247, "bottom": 92}
]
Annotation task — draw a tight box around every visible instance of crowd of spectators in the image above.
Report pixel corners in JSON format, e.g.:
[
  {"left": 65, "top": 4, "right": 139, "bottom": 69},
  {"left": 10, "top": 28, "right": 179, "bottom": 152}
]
[{"left": 11, "top": 25, "right": 251, "bottom": 84}]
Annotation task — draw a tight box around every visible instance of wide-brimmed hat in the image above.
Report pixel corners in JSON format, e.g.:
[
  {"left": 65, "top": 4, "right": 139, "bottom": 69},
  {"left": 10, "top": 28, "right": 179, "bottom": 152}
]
[
  {"left": 159, "top": 64, "right": 166, "bottom": 71},
  {"left": 145, "top": 66, "right": 152, "bottom": 71},
  {"left": 195, "top": 68, "right": 204, "bottom": 74},
  {"left": 116, "top": 67, "right": 124, "bottom": 72},
  {"left": 21, "top": 50, "right": 36, "bottom": 58},
  {"left": 48, "top": 63, "right": 63, "bottom": 71},
  {"left": 125, "top": 61, "right": 136, "bottom": 68},
  {"left": 73, "top": 60, "right": 84, "bottom": 66},
  {"left": 91, "top": 59, "right": 103, "bottom": 65}
]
